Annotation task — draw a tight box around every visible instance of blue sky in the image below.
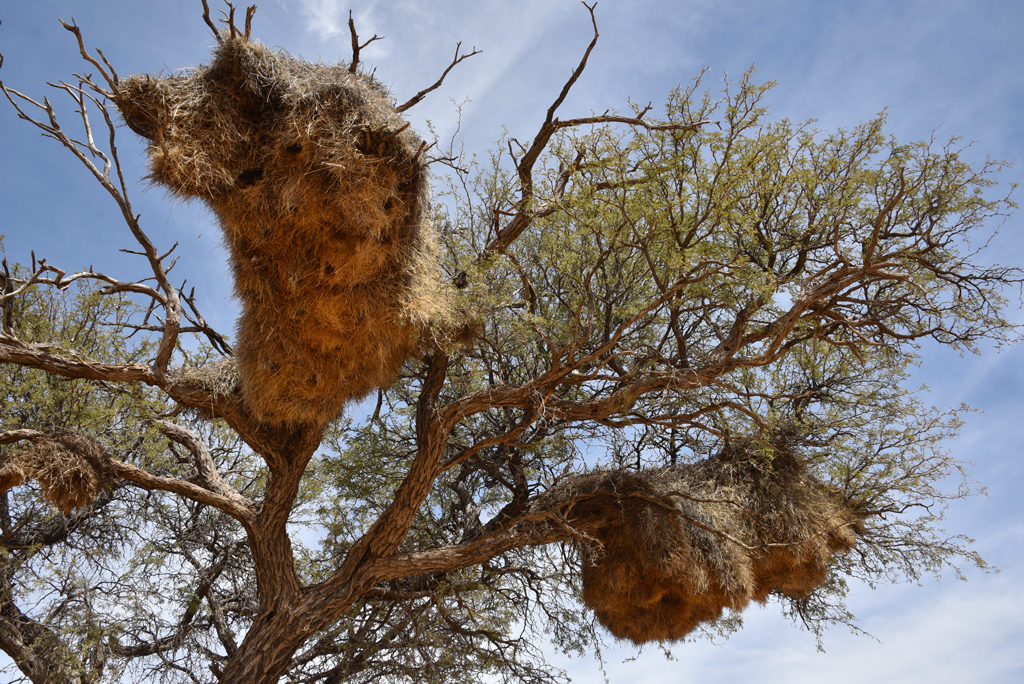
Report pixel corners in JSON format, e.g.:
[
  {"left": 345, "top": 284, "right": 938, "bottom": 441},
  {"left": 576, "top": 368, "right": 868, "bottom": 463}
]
[{"left": 2, "top": 1, "right": 1023, "bottom": 681}]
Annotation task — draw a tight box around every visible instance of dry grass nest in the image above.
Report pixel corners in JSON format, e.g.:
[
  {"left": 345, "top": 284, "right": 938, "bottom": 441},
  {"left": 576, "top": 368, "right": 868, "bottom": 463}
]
[
  {"left": 534, "top": 442, "right": 865, "bottom": 643},
  {"left": 0, "top": 433, "right": 111, "bottom": 514},
  {"left": 114, "top": 37, "right": 454, "bottom": 427}
]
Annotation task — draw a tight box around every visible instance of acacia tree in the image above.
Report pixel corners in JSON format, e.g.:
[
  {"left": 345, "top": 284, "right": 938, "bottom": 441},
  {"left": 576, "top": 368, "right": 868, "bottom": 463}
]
[{"left": 0, "top": 4, "right": 1019, "bottom": 683}]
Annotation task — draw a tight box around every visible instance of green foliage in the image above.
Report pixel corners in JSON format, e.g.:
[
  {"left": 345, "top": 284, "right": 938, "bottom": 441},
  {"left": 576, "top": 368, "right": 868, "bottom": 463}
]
[
  {"left": 0, "top": 273, "right": 263, "bottom": 682},
  {"left": 431, "top": 68, "right": 1017, "bottom": 644}
]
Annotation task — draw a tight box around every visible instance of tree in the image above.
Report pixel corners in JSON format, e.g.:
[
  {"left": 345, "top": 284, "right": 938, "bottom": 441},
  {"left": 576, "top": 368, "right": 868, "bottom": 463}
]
[{"left": 0, "top": 3, "right": 1019, "bottom": 682}]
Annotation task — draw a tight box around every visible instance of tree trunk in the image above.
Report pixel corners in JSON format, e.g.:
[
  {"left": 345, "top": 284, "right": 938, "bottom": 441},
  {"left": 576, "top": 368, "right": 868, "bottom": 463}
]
[
  {"left": 0, "top": 603, "right": 91, "bottom": 684},
  {"left": 217, "top": 608, "right": 310, "bottom": 683}
]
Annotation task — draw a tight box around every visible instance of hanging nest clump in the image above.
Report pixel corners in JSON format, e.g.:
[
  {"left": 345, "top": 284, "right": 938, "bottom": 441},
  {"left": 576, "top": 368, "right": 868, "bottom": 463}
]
[
  {"left": 535, "top": 442, "right": 864, "bottom": 644},
  {"left": 114, "top": 36, "right": 451, "bottom": 427},
  {"left": 0, "top": 433, "right": 111, "bottom": 514}
]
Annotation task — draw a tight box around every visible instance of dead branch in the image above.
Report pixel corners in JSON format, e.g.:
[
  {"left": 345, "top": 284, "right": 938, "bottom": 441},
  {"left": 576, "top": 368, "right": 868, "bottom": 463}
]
[
  {"left": 201, "top": 0, "right": 222, "bottom": 41},
  {"left": 1, "top": 50, "right": 182, "bottom": 374},
  {"left": 244, "top": 5, "right": 257, "bottom": 39},
  {"left": 395, "top": 42, "right": 481, "bottom": 113},
  {"left": 58, "top": 19, "right": 117, "bottom": 93},
  {"left": 347, "top": 10, "right": 383, "bottom": 74},
  {"left": 223, "top": 3, "right": 238, "bottom": 40},
  {"left": 0, "top": 258, "right": 14, "bottom": 335},
  {"left": 480, "top": 4, "right": 713, "bottom": 261},
  {"left": 180, "top": 287, "right": 233, "bottom": 356},
  {"left": 0, "top": 261, "right": 167, "bottom": 307},
  {"left": 0, "top": 429, "right": 47, "bottom": 446}
]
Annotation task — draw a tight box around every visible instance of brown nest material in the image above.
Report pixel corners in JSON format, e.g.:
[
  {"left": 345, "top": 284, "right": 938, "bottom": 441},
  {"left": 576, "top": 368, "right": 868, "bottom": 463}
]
[
  {"left": 114, "top": 37, "right": 451, "bottom": 426},
  {"left": 172, "top": 357, "right": 243, "bottom": 415},
  {"left": 536, "top": 443, "right": 864, "bottom": 643},
  {"left": 0, "top": 433, "right": 111, "bottom": 514}
]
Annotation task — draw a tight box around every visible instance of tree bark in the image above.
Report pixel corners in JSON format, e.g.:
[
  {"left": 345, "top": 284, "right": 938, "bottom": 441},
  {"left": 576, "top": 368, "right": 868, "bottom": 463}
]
[{"left": 216, "top": 608, "right": 311, "bottom": 683}]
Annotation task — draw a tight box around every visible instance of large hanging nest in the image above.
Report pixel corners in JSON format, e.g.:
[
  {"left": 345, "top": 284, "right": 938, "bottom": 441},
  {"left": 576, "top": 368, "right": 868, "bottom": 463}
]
[
  {"left": 0, "top": 433, "right": 111, "bottom": 514},
  {"left": 536, "top": 442, "right": 864, "bottom": 643},
  {"left": 114, "top": 36, "right": 450, "bottom": 427}
]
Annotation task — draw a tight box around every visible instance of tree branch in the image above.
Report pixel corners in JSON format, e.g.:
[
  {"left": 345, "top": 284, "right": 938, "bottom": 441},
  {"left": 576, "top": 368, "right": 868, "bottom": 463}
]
[
  {"left": 108, "top": 458, "right": 255, "bottom": 524},
  {"left": 480, "top": 3, "right": 711, "bottom": 260},
  {"left": 0, "top": 429, "right": 47, "bottom": 446},
  {"left": 0, "top": 67, "right": 183, "bottom": 375},
  {"left": 201, "top": 0, "right": 222, "bottom": 42},
  {"left": 155, "top": 420, "right": 251, "bottom": 511},
  {"left": 395, "top": 42, "right": 481, "bottom": 113},
  {"left": 347, "top": 10, "right": 383, "bottom": 74}
]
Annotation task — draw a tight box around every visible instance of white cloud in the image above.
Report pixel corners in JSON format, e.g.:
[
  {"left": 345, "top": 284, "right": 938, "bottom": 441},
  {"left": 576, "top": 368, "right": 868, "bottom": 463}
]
[{"left": 296, "top": 0, "right": 351, "bottom": 40}]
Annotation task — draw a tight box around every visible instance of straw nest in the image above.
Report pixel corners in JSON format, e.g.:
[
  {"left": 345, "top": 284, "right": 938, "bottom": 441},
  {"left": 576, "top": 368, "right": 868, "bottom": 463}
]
[
  {"left": 114, "top": 37, "right": 450, "bottom": 426},
  {"left": 0, "top": 433, "right": 111, "bottom": 514},
  {"left": 536, "top": 442, "right": 863, "bottom": 643}
]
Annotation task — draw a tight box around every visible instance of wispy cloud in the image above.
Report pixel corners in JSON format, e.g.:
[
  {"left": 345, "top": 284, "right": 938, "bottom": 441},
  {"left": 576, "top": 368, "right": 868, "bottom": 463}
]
[{"left": 295, "top": 0, "right": 351, "bottom": 40}]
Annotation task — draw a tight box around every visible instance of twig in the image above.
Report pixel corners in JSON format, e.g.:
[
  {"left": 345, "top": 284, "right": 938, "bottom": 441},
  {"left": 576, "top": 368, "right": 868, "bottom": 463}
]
[
  {"left": 58, "top": 20, "right": 117, "bottom": 92},
  {"left": 201, "top": 0, "right": 222, "bottom": 42},
  {"left": 347, "top": 10, "right": 383, "bottom": 74},
  {"left": 395, "top": 42, "right": 481, "bottom": 113}
]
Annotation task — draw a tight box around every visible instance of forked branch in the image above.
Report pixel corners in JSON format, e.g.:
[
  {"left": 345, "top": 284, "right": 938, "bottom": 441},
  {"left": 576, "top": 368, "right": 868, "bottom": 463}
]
[
  {"left": 59, "top": 19, "right": 118, "bottom": 93},
  {"left": 347, "top": 10, "right": 383, "bottom": 74},
  {"left": 201, "top": 0, "right": 256, "bottom": 42},
  {"left": 481, "top": 2, "right": 712, "bottom": 260},
  {"left": 395, "top": 41, "right": 481, "bottom": 113},
  {"left": 0, "top": 74, "right": 183, "bottom": 372},
  {"left": 156, "top": 420, "right": 250, "bottom": 508}
]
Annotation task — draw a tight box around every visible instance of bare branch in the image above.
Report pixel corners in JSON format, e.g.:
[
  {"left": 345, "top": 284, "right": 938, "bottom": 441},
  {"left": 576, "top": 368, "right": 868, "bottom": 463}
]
[
  {"left": 108, "top": 458, "right": 255, "bottom": 524},
  {"left": 555, "top": 112, "right": 714, "bottom": 133},
  {"left": 222, "top": 3, "right": 238, "bottom": 40},
  {"left": 244, "top": 5, "right": 257, "bottom": 39},
  {"left": 0, "top": 429, "right": 47, "bottom": 446},
  {"left": 180, "top": 287, "right": 233, "bottom": 356},
  {"left": 0, "top": 262, "right": 167, "bottom": 306},
  {"left": 0, "top": 258, "right": 14, "bottom": 335},
  {"left": 155, "top": 420, "right": 250, "bottom": 509},
  {"left": 347, "top": 10, "right": 383, "bottom": 74},
  {"left": 395, "top": 42, "right": 481, "bottom": 113},
  {"left": 1, "top": 48, "right": 183, "bottom": 374},
  {"left": 58, "top": 19, "right": 117, "bottom": 93},
  {"left": 201, "top": 0, "right": 222, "bottom": 41}
]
